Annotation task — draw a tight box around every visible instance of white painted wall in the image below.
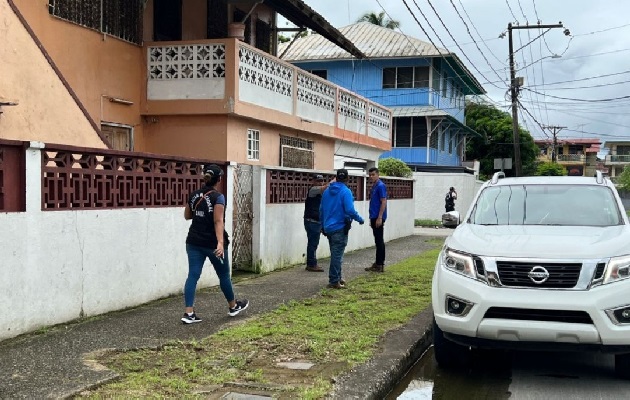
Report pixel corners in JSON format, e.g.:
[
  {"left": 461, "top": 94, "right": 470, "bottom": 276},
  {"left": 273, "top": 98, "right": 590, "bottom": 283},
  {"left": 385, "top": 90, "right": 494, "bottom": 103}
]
[
  {"left": 252, "top": 168, "right": 415, "bottom": 272},
  {"left": 413, "top": 171, "right": 485, "bottom": 220},
  {"left": 0, "top": 149, "right": 413, "bottom": 340}
]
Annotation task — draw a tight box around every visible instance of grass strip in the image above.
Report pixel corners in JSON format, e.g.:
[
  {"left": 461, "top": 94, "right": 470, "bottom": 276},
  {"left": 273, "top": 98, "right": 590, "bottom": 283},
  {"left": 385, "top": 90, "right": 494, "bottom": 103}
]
[{"left": 80, "top": 244, "right": 442, "bottom": 399}]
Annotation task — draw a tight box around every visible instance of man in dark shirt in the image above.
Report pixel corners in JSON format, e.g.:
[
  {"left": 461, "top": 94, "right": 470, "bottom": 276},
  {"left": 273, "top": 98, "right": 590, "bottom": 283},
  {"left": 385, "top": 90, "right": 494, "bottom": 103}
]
[
  {"left": 365, "top": 167, "right": 387, "bottom": 273},
  {"left": 445, "top": 187, "right": 457, "bottom": 212},
  {"left": 304, "top": 174, "right": 332, "bottom": 272}
]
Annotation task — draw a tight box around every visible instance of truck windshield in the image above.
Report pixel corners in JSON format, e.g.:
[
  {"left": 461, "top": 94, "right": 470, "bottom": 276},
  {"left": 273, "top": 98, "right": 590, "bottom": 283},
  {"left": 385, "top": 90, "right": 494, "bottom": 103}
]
[{"left": 469, "top": 184, "right": 622, "bottom": 226}]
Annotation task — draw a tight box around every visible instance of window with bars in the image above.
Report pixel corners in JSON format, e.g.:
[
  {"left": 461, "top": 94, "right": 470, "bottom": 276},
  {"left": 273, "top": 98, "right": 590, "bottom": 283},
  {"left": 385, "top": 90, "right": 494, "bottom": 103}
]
[
  {"left": 382, "top": 66, "right": 430, "bottom": 89},
  {"left": 279, "top": 135, "right": 314, "bottom": 169},
  {"left": 48, "top": 0, "right": 142, "bottom": 44},
  {"left": 247, "top": 129, "right": 260, "bottom": 161}
]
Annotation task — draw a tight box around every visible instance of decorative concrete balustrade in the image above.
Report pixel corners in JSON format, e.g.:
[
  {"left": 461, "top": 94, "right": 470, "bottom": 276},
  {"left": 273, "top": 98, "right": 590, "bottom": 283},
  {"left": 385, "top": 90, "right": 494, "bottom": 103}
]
[{"left": 145, "top": 40, "right": 391, "bottom": 140}]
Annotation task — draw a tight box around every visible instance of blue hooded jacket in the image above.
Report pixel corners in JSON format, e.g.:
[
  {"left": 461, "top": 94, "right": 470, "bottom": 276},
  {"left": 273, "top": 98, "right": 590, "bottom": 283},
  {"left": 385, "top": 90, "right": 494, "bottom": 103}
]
[{"left": 319, "top": 181, "right": 364, "bottom": 233}]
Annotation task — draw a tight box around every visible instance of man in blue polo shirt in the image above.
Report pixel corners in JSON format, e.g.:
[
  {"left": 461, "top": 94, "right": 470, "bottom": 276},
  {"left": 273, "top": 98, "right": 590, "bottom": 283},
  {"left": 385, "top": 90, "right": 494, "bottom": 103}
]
[{"left": 365, "top": 167, "right": 387, "bottom": 273}]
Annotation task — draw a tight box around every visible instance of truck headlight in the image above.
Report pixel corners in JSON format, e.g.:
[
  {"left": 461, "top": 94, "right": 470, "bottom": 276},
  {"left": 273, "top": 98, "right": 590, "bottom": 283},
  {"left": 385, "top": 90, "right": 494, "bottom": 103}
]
[
  {"left": 442, "top": 248, "right": 476, "bottom": 279},
  {"left": 603, "top": 255, "right": 630, "bottom": 285}
]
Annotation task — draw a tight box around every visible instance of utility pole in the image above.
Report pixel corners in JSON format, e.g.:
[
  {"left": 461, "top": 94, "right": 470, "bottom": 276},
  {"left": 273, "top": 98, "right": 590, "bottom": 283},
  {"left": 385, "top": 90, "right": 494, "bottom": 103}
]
[
  {"left": 507, "top": 22, "right": 567, "bottom": 176},
  {"left": 542, "top": 125, "right": 566, "bottom": 162}
]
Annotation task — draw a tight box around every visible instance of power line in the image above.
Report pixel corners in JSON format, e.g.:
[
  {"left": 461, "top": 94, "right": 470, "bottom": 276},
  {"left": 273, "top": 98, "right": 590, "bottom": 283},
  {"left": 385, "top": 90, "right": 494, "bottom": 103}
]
[
  {"left": 573, "top": 22, "right": 630, "bottom": 37},
  {"left": 526, "top": 69, "right": 630, "bottom": 86},
  {"left": 526, "top": 78, "right": 630, "bottom": 91},
  {"left": 523, "top": 88, "right": 630, "bottom": 102}
]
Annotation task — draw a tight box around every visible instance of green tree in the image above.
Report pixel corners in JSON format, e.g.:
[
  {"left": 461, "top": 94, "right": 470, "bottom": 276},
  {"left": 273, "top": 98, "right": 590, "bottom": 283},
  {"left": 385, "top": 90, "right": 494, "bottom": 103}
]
[
  {"left": 535, "top": 162, "right": 567, "bottom": 176},
  {"left": 377, "top": 157, "right": 412, "bottom": 178},
  {"left": 465, "top": 102, "right": 539, "bottom": 177},
  {"left": 357, "top": 11, "right": 400, "bottom": 29},
  {"left": 617, "top": 165, "right": 630, "bottom": 192}
]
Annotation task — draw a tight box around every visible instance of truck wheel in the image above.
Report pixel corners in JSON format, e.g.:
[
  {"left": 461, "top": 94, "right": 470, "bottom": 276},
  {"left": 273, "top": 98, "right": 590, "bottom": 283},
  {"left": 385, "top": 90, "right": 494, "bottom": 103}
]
[
  {"left": 616, "top": 353, "right": 630, "bottom": 379},
  {"left": 433, "top": 318, "right": 470, "bottom": 369}
]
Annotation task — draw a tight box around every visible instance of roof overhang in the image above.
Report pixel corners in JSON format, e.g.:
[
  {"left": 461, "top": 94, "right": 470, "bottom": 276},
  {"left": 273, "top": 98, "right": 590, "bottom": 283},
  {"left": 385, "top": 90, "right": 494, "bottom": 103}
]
[
  {"left": 258, "top": 0, "right": 366, "bottom": 59},
  {"left": 392, "top": 106, "right": 481, "bottom": 137}
]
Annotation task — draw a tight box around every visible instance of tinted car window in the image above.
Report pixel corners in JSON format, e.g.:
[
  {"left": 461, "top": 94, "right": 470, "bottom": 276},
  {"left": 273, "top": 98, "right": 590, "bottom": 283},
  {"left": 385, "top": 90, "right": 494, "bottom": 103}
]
[{"left": 470, "top": 184, "right": 622, "bottom": 226}]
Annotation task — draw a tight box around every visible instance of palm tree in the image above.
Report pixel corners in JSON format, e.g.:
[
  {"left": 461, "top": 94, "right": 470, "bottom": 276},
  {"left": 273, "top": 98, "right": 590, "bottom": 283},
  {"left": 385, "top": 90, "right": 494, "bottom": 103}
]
[{"left": 356, "top": 11, "right": 400, "bottom": 29}]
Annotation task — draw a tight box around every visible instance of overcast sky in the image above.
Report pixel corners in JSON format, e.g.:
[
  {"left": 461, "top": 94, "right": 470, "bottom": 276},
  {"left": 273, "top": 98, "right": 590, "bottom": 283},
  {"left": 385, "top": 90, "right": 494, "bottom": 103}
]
[{"left": 283, "top": 0, "right": 630, "bottom": 145}]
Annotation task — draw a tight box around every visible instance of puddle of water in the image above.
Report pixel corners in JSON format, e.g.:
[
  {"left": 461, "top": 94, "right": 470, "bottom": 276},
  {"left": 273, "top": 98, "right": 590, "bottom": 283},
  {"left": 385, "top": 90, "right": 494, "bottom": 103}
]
[{"left": 386, "top": 347, "right": 513, "bottom": 400}]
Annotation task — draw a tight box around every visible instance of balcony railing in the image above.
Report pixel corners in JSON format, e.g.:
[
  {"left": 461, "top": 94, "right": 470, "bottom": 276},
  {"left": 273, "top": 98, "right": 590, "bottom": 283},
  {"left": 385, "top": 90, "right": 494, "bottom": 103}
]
[
  {"left": 145, "top": 40, "right": 391, "bottom": 141},
  {"left": 606, "top": 155, "right": 630, "bottom": 163},
  {"left": 557, "top": 154, "right": 585, "bottom": 163}
]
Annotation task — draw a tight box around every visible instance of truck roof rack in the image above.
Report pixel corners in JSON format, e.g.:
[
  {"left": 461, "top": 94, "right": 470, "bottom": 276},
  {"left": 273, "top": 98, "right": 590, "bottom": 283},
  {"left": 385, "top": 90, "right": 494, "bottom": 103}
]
[{"left": 491, "top": 171, "right": 505, "bottom": 184}]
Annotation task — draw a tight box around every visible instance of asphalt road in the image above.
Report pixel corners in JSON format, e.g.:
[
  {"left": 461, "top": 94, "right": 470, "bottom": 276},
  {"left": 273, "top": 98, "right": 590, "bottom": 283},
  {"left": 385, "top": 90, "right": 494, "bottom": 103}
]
[{"left": 389, "top": 347, "right": 630, "bottom": 399}]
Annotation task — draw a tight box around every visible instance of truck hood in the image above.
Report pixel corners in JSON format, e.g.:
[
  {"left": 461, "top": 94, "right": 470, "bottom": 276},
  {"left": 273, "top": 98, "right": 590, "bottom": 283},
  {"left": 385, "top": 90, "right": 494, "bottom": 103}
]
[{"left": 447, "top": 224, "right": 630, "bottom": 259}]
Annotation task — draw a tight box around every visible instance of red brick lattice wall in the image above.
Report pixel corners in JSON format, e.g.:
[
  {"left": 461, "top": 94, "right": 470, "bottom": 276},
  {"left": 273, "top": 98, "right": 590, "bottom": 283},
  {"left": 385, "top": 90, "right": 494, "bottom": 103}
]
[
  {"left": 267, "top": 169, "right": 378, "bottom": 204},
  {"left": 41, "top": 144, "right": 226, "bottom": 210},
  {"left": 0, "top": 140, "right": 26, "bottom": 212},
  {"left": 380, "top": 178, "right": 414, "bottom": 199}
]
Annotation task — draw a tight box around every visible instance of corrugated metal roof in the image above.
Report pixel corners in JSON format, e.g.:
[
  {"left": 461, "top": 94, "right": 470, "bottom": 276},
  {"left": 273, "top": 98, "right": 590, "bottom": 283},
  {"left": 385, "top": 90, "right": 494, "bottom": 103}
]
[
  {"left": 279, "top": 22, "right": 485, "bottom": 95},
  {"left": 281, "top": 22, "right": 447, "bottom": 60}
]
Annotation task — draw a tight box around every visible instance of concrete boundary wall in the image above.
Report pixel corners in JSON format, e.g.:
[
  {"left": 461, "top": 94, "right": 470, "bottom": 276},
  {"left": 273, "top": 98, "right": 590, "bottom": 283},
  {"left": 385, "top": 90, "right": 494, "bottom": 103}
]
[
  {"left": 413, "top": 171, "right": 485, "bottom": 220},
  {"left": 0, "top": 147, "right": 415, "bottom": 340}
]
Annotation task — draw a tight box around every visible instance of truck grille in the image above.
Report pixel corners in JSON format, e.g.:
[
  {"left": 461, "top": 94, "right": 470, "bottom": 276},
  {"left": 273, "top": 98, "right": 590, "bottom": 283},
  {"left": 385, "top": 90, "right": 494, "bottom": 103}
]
[
  {"left": 484, "top": 307, "right": 593, "bottom": 324},
  {"left": 496, "top": 261, "right": 581, "bottom": 288}
]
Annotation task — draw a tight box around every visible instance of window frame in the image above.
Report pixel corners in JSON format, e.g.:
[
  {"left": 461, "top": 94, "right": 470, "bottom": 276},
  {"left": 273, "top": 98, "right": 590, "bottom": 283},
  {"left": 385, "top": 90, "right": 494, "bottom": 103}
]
[
  {"left": 382, "top": 66, "right": 431, "bottom": 89},
  {"left": 247, "top": 128, "right": 260, "bottom": 161}
]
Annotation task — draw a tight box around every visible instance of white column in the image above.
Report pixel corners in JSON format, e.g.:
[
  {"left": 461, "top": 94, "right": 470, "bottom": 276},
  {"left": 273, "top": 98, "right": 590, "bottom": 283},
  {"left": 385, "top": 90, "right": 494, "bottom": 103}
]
[
  {"left": 25, "top": 141, "right": 44, "bottom": 213},
  {"left": 251, "top": 165, "right": 265, "bottom": 268}
]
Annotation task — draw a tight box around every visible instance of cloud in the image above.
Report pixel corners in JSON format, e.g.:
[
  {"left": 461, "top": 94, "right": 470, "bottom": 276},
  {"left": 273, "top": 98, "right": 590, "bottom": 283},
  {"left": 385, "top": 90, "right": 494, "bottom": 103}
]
[{"left": 290, "top": 0, "right": 630, "bottom": 141}]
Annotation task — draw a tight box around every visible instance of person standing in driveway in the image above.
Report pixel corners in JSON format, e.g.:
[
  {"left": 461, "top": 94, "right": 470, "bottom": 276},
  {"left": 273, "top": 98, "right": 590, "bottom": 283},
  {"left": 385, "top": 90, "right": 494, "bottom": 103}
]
[
  {"left": 319, "top": 169, "right": 364, "bottom": 289},
  {"left": 303, "top": 174, "right": 333, "bottom": 272},
  {"left": 365, "top": 167, "right": 387, "bottom": 273},
  {"left": 181, "top": 164, "right": 249, "bottom": 324},
  {"left": 445, "top": 187, "right": 457, "bottom": 212}
]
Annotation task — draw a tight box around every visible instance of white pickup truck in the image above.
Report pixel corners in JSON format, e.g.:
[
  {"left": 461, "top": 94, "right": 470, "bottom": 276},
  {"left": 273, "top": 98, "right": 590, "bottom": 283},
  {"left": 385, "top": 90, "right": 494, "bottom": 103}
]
[{"left": 432, "top": 171, "right": 630, "bottom": 379}]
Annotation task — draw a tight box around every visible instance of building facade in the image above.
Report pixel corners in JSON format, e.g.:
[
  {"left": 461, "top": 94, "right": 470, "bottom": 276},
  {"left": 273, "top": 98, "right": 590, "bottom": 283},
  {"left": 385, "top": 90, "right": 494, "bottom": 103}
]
[
  {"left": 280, "top": 22, "right": 484, "bottom": 169},
  {"left": 603, "top": 139, "right": 630, "bottom": 179},
  {"left": 1, "top": 0, "right": 392, "bottom": 170},
  {"left": 535, "top": 138, "right": 601, "bottom": 176}
]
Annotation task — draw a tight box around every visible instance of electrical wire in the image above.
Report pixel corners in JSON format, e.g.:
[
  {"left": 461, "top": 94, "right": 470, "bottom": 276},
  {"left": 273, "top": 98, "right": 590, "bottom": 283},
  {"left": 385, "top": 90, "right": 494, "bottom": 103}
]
[{"left": 523, "top": 88, "right": 630, "bottom": 102}]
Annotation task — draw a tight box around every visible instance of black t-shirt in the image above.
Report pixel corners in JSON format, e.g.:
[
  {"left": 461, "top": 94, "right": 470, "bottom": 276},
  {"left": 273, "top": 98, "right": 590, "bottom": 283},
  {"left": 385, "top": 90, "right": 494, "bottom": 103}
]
[{"left": 185, "top": 185, "right": 228, "bottom": 249}]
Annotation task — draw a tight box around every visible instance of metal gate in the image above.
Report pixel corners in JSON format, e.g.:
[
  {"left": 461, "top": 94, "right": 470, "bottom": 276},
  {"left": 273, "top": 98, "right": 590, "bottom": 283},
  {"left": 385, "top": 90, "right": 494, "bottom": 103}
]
[{"left": 231, "top": 164, "right": 254, "bottom": 271}]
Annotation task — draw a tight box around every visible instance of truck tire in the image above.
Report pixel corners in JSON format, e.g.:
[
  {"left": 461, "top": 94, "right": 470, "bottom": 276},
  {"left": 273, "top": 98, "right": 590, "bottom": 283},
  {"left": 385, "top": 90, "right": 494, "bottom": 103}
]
[{"left": 432, "top": 318, "right": 470, "bottom": 369}]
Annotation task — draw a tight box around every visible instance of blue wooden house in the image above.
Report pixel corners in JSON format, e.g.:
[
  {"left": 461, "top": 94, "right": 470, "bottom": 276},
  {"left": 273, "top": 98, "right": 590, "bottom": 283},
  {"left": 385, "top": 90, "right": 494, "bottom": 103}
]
[{"left": 281, "top": 22, "right": 485, "bottom": 167}]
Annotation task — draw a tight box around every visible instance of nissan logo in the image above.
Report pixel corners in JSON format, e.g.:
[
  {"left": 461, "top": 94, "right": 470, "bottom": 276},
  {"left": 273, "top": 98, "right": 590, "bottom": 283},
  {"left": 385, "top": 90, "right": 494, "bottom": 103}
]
[{"left": 528, "top": 266, "right": 550, "bottom": 284}]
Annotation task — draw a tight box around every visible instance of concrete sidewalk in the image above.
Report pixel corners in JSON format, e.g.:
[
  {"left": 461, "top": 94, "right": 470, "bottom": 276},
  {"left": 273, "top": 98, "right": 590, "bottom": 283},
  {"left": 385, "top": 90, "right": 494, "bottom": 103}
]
[{"left": 0, "top": 232, "right": 447, "bottom": 399}]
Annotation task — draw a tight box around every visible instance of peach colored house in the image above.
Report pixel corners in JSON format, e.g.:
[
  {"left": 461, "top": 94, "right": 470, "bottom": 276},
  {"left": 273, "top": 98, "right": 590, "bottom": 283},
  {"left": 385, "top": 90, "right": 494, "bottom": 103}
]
[
  {"left": 535, "top": 138, "right": 600, "bottom": 177},
  {"left": 1, "top": 0, "right": 392, "bottom": 169}
]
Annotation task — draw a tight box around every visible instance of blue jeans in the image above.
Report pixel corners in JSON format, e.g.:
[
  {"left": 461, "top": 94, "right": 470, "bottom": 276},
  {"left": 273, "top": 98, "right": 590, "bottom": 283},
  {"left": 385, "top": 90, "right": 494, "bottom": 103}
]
[
  {"left": 304, "top": 219, "right": 322, "bottom": 267},
  {"left": 185, "top": 244, "right": 234, "bottom": 307},
  {"left": 327, "top": 229, "right": 348, "bottom": 285}
]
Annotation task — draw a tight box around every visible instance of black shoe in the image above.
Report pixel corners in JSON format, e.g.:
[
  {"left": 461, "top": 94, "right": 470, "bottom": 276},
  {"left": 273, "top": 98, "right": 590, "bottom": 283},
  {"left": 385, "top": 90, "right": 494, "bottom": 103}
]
[
  {"left": 366, "top": 264, "right": 384, "bottom": 272},
  {"left": 327, "top": 282, "right": 346, "bottom": 289},
  {"left": 306, "top": 265, "right": 325, "bottom": 272},
  {"left": 181, "top": 312, "right": 202, "bottom": 324},
  {"left": 228, "top": 299, "right": 249, "bottom": 317}
]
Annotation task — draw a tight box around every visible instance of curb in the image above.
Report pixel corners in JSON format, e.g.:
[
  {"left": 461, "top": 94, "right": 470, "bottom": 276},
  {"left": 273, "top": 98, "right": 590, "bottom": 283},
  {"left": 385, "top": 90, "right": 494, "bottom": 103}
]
[{"left": 331, "top": 308, "right": 434, "bottom": 399}]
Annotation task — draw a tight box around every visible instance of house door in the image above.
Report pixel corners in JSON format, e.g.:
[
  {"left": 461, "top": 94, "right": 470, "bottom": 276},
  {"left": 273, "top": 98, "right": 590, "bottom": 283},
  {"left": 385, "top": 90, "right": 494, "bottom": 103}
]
[
  {"left": 232, "top": 164, "right": 254, "bottom": 271},
  {"left": 154, "top": 0, "right": 182, "bottom": 41}
]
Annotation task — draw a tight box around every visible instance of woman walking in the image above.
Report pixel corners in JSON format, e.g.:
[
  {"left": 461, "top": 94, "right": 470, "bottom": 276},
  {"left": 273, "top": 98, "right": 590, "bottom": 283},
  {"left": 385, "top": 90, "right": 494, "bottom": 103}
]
[{"left": 181, "top": 164, "right": 249, "bottom": 324}]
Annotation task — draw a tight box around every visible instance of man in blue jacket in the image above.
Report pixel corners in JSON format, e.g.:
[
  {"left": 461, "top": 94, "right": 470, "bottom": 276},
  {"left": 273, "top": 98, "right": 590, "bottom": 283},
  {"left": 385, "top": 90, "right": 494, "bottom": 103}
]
[{"left": 319, "top": 169, "right": 364, "bottom": 289}]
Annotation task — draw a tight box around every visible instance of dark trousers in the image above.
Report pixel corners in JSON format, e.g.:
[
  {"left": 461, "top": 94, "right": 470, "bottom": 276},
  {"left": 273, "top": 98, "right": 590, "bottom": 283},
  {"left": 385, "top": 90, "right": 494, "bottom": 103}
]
[
  {"left": 370, "top": 218, "right": 385, "bottom": 265},
  {"left": 445, "top": 203, "right": 455, "bottom": 212},
  {"left": 304, "top": 219, "right": 321, "bottom": 267}
]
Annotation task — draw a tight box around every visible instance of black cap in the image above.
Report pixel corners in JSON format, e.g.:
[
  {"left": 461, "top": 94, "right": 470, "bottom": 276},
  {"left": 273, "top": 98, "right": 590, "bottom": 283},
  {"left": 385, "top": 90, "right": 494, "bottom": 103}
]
[
  {"left": 314, "top": 174, "right": 324, "bottom": 181},
  {"left": 336, "top": 168, "right": 348, "bottom": 181},
  {"left": 203, "top": 164, "right": 224, "bottom": 177},
  {"left": 450, "top": 187, "right": 455, "bottom": 191}
]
